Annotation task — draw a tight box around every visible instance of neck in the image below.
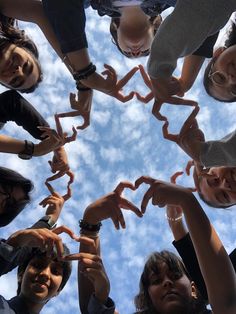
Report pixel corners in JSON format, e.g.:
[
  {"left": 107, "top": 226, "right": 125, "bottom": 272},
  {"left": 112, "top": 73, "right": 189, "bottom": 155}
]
[{"left": 18, "top": 295, "right": 46, "bottom": 314}]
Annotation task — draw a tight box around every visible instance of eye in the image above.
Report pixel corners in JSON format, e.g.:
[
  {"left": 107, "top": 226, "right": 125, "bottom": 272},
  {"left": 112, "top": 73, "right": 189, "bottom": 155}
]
[
  {"left": 207, "top": 176, "right": 220, "bottom": 187},
  {"left": 222, "top": 191, "right": 230, "bottom": 203},
  {"left": 212, "top": 72, "right": 226, "bottom": 85},
  {"left": 150, "top": 277, "right": 162, "bottom": 285},
  {"left": 51, "top": 264, "right": 63, "bottom": 276}
]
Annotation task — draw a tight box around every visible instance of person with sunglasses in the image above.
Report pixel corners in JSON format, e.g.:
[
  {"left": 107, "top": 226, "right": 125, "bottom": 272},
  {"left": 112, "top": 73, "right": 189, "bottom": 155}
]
[{"left": 204, "top": 13, "right": 236, "bottom": 102}]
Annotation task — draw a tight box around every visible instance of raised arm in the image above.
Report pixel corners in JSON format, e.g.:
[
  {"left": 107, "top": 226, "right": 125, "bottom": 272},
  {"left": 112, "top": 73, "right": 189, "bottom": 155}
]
[
  {"left": 135, "top": 176, "right": 236, "bottom": 314},
  {"left": 77, "top": 181, "right": 142, "bottom": 313}
]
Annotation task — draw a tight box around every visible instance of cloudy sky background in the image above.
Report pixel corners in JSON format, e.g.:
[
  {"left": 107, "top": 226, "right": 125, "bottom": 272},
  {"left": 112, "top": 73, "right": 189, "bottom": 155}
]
[{"left": 0, "top": 6, "right": 235, "bottom": 314}]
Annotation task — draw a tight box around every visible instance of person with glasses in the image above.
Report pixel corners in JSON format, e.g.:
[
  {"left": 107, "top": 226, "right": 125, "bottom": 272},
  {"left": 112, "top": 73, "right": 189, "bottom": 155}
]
[
  {"left": 204, "top": 13, "right": 236, "bottom": 102},
  {"left": 147, "top": 0, "right": 236, "bottom": 101}
]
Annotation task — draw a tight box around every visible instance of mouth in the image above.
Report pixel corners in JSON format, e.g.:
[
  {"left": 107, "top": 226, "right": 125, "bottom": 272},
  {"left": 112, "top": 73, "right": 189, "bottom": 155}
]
[
  {"left": 33, "top": 281, "right": 49, "bottom": 291},
  {"left": 162, "top": 291, "right": 179, "bottom": 300}
]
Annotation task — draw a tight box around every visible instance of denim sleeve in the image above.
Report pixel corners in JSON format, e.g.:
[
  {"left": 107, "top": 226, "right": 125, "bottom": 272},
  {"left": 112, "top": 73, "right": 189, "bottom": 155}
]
[
  {"left": 0, "top": 90, "right": 49, "bottom": 140},
  {"left": 42, "top": 0, "right": 88, "bottom": 53}
]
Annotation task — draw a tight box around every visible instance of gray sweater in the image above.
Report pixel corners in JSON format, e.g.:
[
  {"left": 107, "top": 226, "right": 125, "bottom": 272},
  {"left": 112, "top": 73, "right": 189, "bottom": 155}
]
[
  {"left": 148, "top": 0, "right": 236, "bottom": 78},
  {"left": 201, "top": 130, "right": 236, "bottom": 167}
]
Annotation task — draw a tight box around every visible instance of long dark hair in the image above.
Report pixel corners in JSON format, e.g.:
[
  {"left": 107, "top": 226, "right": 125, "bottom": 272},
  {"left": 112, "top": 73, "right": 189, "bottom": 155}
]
[
  {"left": 203, "top": 22, "right": 236, "bottom": 102},
  {"left": 0, "top": 167, "right": 33, "bottom": 227},
  {"left": 134, "top": 251, "right": 207, "bottom": 314},
  {"left": 0, "top": 14, "right": 43, "bottom": 93},
  {"left": 110, "top": 15, "right": 161, "bottom": 58}
]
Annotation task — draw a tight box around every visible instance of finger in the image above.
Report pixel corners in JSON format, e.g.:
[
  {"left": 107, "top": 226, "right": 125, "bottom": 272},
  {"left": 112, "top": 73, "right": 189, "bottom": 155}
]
[
  {"left": 116, "top": 208, "right": 126, "bottom": 229},
  {"left": 185, "top": 160, "right": 194, "bottom": 176},
  {"left": 170, "top": 171, "right": 184, "bottom": 184},
  {"left": 180, "top": 105, "right": 200, "bottom": 136},
  {"left": 104, "top": 64, "right": 117, "bottom": 78},
  {"left": 116, "top": 91, "right": 135, "bottom": 103},
  {"left": 162, "top": 121, "right": 179, "bottom": 142},
  {"left": 64, "top": 127, "right": 78, "bottom": 143},
  {"left": 152, "top": 100, "right": 167, "bottom": 122},
  {"left": 67, "top": 170, "right": 75, "bottom": 185},
  {"left": 119, "top": 197, "right": 143, "bottom": 217},
  {"left": 138, "top": 64, "right": 152, "bottom": 89},
  {"left": 46, "top": 171, "right": 65, "bottom": 182},
  {"left": 76, "top": 113, "right": 90, "bottom": 130},
  {"left": 135, "top": 176, "right": 155, "bottom": 189},
  {"left": 113, "top": 181, "right": 135, "bottom": 195},
  {"left": 117, "top": 66, "right": 139, "bottom": 89},
  {"left": 45, "top": 181, "right": 55, "bottom": 194},
  {"left": 69, "top": 92, "right": 77, "bottom": 108},
  {"left": 141, "top": 186, "right": 154, "bottom": 213},
  {"left": 63, "top": 185, "right": 72, "bottom": 201},
  {"left": 111, "top": 216, "right": 120, "bottom": 230},
  {"left": 53, "top": 225, "right": 78, "bottom": 240},
  {"left": 55, "top": 114, "right": 63, "bottom": 137}
]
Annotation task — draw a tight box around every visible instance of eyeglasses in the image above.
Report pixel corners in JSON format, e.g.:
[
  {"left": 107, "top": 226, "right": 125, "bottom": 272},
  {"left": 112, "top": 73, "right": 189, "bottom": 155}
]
[{"left": 208, "top": 62, "right": 236, "bottom": 97}]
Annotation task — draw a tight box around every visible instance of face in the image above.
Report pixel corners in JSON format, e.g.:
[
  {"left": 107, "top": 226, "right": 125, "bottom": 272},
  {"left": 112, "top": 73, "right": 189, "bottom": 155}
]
[
  {"left": 0, "top": 43, "right": 39, "bottom": 91},
  {"left": 209, "top": 45, "right": 236, "bottom": 101},
  {"left": 117, "top": 7, "right": 157, "bottom": 58},
  {"left": 196, "top": 166, "right": 236, "bottom": 206},
  {"left": 20, "top": 256, "right": 63, "bottom": 304},
  {"left": 148, "top": 263, "right": 195, "bottom": 314},
  {"left": 0, "top": 185, "right": 25, "bottom": 214}
]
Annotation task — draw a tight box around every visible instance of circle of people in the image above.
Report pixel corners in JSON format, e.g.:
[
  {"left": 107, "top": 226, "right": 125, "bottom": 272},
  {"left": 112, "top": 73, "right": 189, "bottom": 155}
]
[{"left": 0, "top": 1, "right": 235, "bottom": 314}]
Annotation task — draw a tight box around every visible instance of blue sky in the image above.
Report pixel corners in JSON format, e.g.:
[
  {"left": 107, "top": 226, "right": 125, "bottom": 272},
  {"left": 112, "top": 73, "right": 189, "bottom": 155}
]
[{"left": 0, "top": 7, "right": 235, "bottom": 314}]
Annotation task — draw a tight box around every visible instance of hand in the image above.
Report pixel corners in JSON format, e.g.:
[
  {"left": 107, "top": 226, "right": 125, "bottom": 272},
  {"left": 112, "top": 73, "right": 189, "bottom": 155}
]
[
  {"left": 46, "top": 146, "right": 74, "bottom": 198},
  {"left": 65, "top": 242, "right": 110, "bottom": 304},
  {"left": 56, "top": 92, "right": 93, "bottom": 130},
  {"left": 81, "top": 65, "right": 138, "bottom": 102},
  {"left": 6, "top": 225, "right": 80, "bottom": 258},
  {"left": 135, "top": 64, "right": 154, "bottom": 104},
  {"left": 45, "top": 179, "right": 72, "bottom": 202},
  {"left": 83, "top": 181, "right": 142, "bottom": 229},
  {"left": 150, "top": 76, "right": 183, "bottom": 101},
  {"left": 39, "top": 190, "right": 65, "bottom": 222},
  {"left": 135, "top": 176, "right": 194, "bottom": 213},
  {"left": 162, "top": 108, "right": 204, "bottom": 162}
]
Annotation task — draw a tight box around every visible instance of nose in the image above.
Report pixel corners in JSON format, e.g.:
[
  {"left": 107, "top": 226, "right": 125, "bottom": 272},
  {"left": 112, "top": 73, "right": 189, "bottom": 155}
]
[
  {"left": 12, "top": 65, "right": 23, "bottom": 76},
  {"left": 221, "top": 178, "right": 232, "bottom": 190},
  {"left": 163, "top": 276, "right": 174, "bottom": 288},
  {"left": 38, "top": 266, "right": 51, "bottom": 281}
]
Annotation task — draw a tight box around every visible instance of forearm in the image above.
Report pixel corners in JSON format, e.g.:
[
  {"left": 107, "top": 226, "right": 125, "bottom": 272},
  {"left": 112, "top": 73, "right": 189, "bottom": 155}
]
[
  {"left": 168, "top": 219, "right": 188, "bottom": 241},
  {"left": 79, "top": 224, "right": 101, "bottom": 314},
  {"left": 0, "top": 90, "right": 49, "bottom": 140},
  {"left": 181, "top": 194, "right": 236, "bottom": 310},
  {"left": 0, "top": 135, "right": 25, "bottom": 154},
  {"left": 180, "top": 55, "right": 205, "bottom": 92},
  {"left": 148, "top": 0, "right": 235, "bottom": 79}
]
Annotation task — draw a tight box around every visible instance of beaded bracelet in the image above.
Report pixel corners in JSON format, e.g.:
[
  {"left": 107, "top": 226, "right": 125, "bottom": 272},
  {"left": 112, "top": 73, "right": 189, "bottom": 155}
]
[
  {"left": 73, "top": 63, "right": 96, "bottom": 81},
  {"left": 76, "top": 81, "right": 91, "bottom": 92},
  {"left": 165, "top": 213, "right": 183, "bottom": 222},
  {"left": 79, "top": 219, "right": 102, "bottom": 232}
]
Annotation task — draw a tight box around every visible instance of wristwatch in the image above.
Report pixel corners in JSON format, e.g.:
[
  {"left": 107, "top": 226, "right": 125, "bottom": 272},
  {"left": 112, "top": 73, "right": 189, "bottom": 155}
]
[
  {"left": 18, "top": 140, "right": 35, "bottom": 160},
  {"left": 38, "top": 215, "right": 56, "bottom": 228}
]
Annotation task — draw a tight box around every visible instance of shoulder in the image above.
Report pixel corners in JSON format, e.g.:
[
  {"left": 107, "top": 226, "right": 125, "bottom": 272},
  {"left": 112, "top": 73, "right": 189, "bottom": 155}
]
[{"left": 0, "top": 295, "right": 15, "bottom": 313}]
